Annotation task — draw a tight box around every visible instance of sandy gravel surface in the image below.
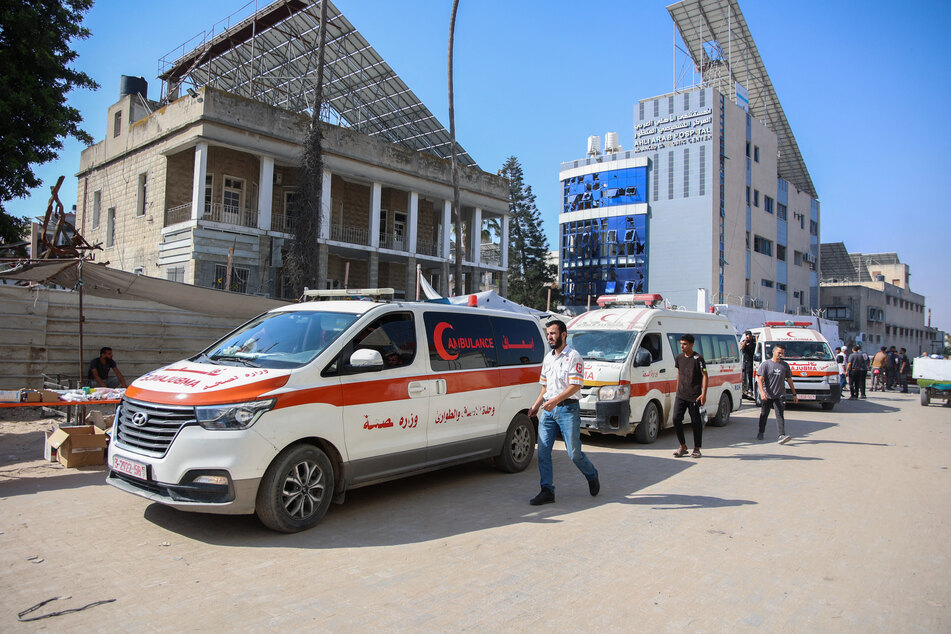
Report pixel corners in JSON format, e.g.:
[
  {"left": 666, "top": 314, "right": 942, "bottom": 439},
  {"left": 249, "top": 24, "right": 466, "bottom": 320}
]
[{"left": 1, "top": 392, "right": 949, "bottom": 631}]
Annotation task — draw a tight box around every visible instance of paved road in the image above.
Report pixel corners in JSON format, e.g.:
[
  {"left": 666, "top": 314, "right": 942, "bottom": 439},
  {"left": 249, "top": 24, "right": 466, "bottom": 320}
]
[{"left": 1, "top": 391, "right": 949, "bottom": 631}]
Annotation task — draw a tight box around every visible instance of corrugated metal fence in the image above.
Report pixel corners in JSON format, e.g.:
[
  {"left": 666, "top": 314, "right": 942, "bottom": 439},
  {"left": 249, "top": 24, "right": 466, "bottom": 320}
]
[{"left": 0, "top": 285, "right": 249, "bottom": 389}]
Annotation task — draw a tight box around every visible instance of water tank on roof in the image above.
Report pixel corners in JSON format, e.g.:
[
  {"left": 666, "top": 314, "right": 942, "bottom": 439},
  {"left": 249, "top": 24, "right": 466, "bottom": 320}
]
[
  {"left": 587, "top": 135, "right": 601, "bottom": 156},
  {"left": 119, "top": 75, "right": 148, "bottom": 100},
  {"left": 605, "top": 132, "right": 620, "bottom": 153}
]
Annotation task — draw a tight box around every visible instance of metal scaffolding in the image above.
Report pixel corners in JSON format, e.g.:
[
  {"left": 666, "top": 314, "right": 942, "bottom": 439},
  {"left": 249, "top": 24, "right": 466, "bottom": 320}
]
[
  {"left": 157, "top": 0, "right": 476, "bottom": 167},
  {"left": 667, "top": 0, "right": 816, "bottom": 198}
]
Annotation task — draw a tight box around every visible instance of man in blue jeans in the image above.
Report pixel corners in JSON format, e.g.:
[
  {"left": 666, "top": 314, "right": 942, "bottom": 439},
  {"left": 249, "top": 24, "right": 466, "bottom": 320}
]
[{"left": 528, "top": 320, "right": 600, "bottom": 505}]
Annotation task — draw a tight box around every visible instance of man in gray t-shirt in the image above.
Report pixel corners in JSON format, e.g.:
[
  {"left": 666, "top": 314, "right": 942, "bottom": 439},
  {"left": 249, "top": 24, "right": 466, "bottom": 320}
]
[{"left": 756, "top": 344, "right": 798, "bottom": 444}]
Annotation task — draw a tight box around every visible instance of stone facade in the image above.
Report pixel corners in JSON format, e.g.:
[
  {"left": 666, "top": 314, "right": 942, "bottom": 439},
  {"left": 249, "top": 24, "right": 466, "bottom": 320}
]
[{"left": 77, "top": 87, "right": 510, "bottom": 299}]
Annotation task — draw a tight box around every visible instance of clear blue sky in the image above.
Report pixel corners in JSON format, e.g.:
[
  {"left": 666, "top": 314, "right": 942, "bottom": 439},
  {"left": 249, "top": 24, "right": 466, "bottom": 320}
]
[{"left": 9, "top": 0, "right": 950, "bottom": 332}]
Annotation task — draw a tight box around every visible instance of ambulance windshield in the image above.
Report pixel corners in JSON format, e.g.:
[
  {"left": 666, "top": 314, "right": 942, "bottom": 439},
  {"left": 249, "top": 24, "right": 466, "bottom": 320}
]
[
  {"left": 566, "top": 330, "right": 638, "bottom": 363},
  {"left": 765, "top": 341, "right": 834, "bottom": 361},
  {"left": 198, "top": 311, "right": 359, "bottom": 369}
]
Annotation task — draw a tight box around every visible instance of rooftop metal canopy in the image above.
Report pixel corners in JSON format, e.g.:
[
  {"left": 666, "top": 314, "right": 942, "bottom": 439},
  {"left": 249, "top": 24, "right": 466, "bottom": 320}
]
[
  {"left": 667, "top": 0, "right": 816, "bottom": 198},
  {"left": 158, "top": 0, "right": 476, "bottom": 167}
]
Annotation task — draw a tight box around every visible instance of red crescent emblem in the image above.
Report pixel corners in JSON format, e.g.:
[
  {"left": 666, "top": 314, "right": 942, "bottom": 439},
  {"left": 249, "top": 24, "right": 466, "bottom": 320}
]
[{"left": 433, "top": 322, "right": 459, "bottom": 361}]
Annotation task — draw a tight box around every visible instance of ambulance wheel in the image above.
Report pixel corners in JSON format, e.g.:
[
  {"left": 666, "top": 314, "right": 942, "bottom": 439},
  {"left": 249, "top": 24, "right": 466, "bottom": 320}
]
[
  {"left": 256, "top": 444, "right": 334, "bottom": 533},
  {"left": 921, "top": 389, "right": 930, "bottom": 406},
  {"left": 709, "top": 392, "right": 731, "bottom": 427},
  {"left": 821, "top": 402, "right": 835, "bottom": 411},
  {"left": 495, "top": 413, "right": 535, "bottom": 473},
  {"left": 633, "top": 402, "right": 661, "bottom": 444}
]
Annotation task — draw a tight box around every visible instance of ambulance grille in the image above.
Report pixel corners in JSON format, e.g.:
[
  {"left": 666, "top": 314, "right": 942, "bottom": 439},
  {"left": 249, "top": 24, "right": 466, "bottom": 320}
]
[{"left": 115, "top": 397, "right": 195, "bottom": 457}]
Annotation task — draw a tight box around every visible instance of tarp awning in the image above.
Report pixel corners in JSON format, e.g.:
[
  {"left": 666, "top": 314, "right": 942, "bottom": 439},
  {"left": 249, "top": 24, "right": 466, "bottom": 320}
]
[{"left": 0, "top": 261, "right": 288, "bottom": 319}]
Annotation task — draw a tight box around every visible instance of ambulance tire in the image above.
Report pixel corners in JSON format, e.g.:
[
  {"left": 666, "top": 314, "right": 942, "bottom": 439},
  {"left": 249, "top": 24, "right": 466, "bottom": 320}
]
[
  {"left": 821, "top": 402, "right": 835, "bottom": 410},
  {"left": 494, "top": 413, "right": 536, "bottom": 473},
  {"left": 709, "top": 392, "right": 732, "bottom": 427},
  {"left": 256, "top": 444, "right": 335, "bottom": 533},
  {"left": 633, "top": 402, "right": 661, "bottom": 444}
]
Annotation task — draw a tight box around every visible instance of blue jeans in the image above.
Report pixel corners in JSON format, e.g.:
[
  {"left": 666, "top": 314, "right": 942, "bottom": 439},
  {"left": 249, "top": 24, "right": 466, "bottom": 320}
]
[{"left": 537, "top": 401, "right": 597, "bottom": 492}]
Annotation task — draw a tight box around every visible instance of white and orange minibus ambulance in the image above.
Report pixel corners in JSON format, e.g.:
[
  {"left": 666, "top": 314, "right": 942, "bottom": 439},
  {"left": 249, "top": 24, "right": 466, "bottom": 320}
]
[
  {"left": 565, "top": 294, "right": 742, "bottom": 443},
  {"left": 107, "top": 290, "right": 545, "bottom": 532},
  {"left": 748, "top": 321, "right": 841, "bottom": 410}
]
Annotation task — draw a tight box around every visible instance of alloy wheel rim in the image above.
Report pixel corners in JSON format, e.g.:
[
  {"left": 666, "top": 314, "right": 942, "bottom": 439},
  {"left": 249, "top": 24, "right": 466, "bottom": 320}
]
[
  {"left": 282, "top": 460, "right": 326, "bottom": 519},
  {"left": 511, "top": 425, "right": 531, "bottom": 462}
]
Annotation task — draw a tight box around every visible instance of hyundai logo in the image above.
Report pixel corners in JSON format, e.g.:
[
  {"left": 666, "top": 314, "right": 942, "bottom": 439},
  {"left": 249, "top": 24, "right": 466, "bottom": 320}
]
[{"left": 131, "top": 412, "right": 149, "bottom": 427}]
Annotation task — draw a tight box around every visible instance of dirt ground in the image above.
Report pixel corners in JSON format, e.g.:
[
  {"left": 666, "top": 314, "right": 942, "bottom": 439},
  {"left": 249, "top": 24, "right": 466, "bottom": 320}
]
[{"left": 1, "top": 393, "right": 949, "bottom": 631}]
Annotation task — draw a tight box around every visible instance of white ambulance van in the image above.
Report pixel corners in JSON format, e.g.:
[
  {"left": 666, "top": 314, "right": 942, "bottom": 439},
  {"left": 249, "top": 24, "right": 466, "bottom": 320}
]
[
  {"left": 748, "top": 321, "right": 841, "bottom": 409},
  {"left": 107, "top": 292, "right": 545, "bottom": 532},
  {"left": 564, "top": 294, "right": 742, "bottom": 443}
]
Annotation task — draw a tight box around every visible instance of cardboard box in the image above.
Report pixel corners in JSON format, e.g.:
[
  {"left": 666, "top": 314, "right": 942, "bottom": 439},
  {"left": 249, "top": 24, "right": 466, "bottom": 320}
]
[
  {"left": 84, "top": 410, "right": 115, "bottom": 431},
  {"left": 46, "top": 425, "right": 108, "bottom": 468},
  {"left": 23, "top": 389, "right": 62, "bottom": 403},
  {"left": 0, "top": 389, "right": 22, "bottom": 403}
]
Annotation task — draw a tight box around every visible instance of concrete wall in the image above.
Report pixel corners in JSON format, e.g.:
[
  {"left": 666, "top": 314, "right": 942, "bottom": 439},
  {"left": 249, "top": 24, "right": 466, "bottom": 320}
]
[{"left": 0, "top": 285, "right": 245, "bottom": 389}]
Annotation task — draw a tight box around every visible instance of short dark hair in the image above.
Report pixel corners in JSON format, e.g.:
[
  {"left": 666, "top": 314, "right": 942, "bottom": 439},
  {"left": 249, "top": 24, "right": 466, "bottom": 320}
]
[
  {"left": 900, "top": 347, "right": 906, "bottom": 353},
  {"left": 881, "top": 347, "right": 886, "bottom": 352},
  {"left": 99, "top": 346, "right": 112, "bottom": 356},
  {"left": 680, "top": 334, "right": 695, "bottom": 344},
  {"left": 854, "top": 344, "right": 862, "bottom": 350},
  {"left": 773, "top": 343, "right": 786, "bottom": 351},
  {"left": 545, "top": 320, "right": 567, "bottom": 335}
]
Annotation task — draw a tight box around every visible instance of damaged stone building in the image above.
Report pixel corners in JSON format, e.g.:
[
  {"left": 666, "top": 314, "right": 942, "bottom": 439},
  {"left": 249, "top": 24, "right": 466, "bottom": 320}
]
[{"left": 75, "top": 0, "right": 509, "bottom": 300}]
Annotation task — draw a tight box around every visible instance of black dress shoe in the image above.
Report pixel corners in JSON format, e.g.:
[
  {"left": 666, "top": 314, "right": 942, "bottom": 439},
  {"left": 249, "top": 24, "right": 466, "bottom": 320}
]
[
  {"left": 530, "top": 488, "right": 555, "bottom": 505},
  {"left": 588, "top": 474, "right": 600, "bottom": 497}
]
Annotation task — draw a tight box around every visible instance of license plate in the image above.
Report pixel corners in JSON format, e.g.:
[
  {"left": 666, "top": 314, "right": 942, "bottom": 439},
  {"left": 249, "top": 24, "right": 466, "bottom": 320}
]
[
  {"left": 797, "top": 394, "right": 816, "bottom": 400},
  {"left": 112, "top": 455, "right": 149, "bottom": 480}
]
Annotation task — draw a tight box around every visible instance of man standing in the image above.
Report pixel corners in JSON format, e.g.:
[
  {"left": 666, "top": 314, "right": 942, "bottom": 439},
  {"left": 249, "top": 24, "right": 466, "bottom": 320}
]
[
  {"left": 740, "top": 331, "right": 756, "bottom": 399},
  {"left": 87, "top": 346, "right": 127, "bottom": 388},
  {"left": 757, "top": 343, "right": 798, "bottom": 444},
  {"left": 871, "top": 346, "right": 887, "bottom": 391},
  {"left": 672, "top": 334, "right": 707, "bottom": 459},
  {"left": 846, "top": 344, "right": 868, "bottom": 399},
  {"left": 885, "top": 346, "right": 899, "bottom": 390},
  {"left": 834, "top": 346, "right": 848, "bottom": 391},
  {"left": 528, "top": 320, "right": 600, "bottom": 506},
  {"left": 898, "top": 347, "right": 911, "bottom": 393}
]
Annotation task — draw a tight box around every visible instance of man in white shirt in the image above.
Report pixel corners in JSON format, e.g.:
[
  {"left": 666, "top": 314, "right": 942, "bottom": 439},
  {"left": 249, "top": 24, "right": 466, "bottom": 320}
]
[{"left": 527, "top": 320, "right": 600, "bottom": 505}]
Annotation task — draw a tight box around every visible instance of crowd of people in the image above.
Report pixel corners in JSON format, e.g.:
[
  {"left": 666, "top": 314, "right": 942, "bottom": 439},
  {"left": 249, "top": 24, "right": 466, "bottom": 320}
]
[{"left": 834, "top": 344, "right": 913, "bottom": 399}]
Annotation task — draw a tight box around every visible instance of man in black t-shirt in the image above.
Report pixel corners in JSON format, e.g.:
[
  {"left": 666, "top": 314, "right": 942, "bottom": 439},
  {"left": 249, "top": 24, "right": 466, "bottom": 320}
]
[
  {"left": 88, "top": 347, "right": 127, "bottom": 388},
  {"left": 672, "top": 334, "right": 708, "bottom": 459},
  {"left": 845, "top": 344, "right": 868, "bottom": 399},
  {"left": 740, "top": 331, "right": 756, "bottom": 398}
]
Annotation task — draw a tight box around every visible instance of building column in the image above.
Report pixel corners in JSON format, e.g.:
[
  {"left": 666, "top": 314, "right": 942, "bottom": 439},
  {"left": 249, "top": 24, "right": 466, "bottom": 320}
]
[
  {"left": 472, "top": 206, "right": 482, "bottom": 266},
  {"left": 406, "top": 257, "right": 417, "bottom": 300},
  {"left": 257, "top": 156, "right": 274, "bottom": 231},
  {"left": 440, "top": 261, "right": 450, "bottom": 296},
  {"left": 442, "top": 200, "right": 452, "bottom": 261},
  {"left": 500, "top": 214, "right": 510, "bottom": 297},
  {"left": 190, "top": 142, "right": 208, "bottom": 221},
  {"left": 368, "top": 252, "right": 380, "bottom": 288},
  {"left": 408, "top": 192, "right": 419, "bottom": 253},
  {"left": 370, "top": 182, "right": 382, "bottom": 248},
  {"left": 320, "top": 168, "right": 332, "bottom": 240}
]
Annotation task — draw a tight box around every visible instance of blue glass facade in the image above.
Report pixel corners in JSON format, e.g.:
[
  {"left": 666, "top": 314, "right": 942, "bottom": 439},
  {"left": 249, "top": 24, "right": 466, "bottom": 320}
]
[
  {"left": 559, "top": 164, "right": 649, "bottom": 309},
  {"left": 563, "top": 168, "right": 647, "bottom": 213}
]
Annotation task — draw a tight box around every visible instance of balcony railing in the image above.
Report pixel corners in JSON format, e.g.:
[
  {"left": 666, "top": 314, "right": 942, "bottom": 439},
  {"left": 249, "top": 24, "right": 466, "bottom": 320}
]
[
  {"left": 163, "top": 202, "right": 258, "bottom": 229},
  {"left": 416, "top": 238, "right": 440, "bottom": 257},
  {"left": 330, "top": 223, "right": 369, "bottom": 246},
  {"left": 271, "top": 213, "right": 294, "bottom": 233}
]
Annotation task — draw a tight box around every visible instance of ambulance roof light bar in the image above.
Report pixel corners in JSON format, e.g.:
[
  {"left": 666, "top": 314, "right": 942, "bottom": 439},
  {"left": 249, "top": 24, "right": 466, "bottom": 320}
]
[
  {"left": 596, "top": 293, "right": 664, "bottom": 308},
  {"left": 301, "top": 287, "right": 395, "bottom": 302},
  {"left": 763, "top": 320, "right": 813, "bottom": 327}
]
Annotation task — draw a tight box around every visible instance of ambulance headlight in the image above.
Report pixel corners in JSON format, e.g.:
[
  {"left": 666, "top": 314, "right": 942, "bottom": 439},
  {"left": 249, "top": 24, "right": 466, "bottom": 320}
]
[
  {"left": 598, "top": 385, "right": 630, "bottom": 401},
  {"left": 195, "top": 399, "right": 276, "bottom": 430}
]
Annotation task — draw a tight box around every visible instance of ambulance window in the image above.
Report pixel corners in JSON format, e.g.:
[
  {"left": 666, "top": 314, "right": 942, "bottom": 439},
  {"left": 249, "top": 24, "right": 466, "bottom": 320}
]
[
  {"left": 698, "top": 335, "right": 715, "bottom": 362},
  {"left": 640, "top": 333, "right": 663, "bottom": 363},
  {"left": 491, "top": 316, "right": 543, "bottom": 366},
  {"left": 323, "top": 312, "right": 416, "bottom": 376},
  {"left": 424, "top": 312, "right": 497, "bottom": 372}
]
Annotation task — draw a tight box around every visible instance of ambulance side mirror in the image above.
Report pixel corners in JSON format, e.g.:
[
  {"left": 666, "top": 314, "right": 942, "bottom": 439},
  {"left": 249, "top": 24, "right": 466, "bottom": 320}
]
[
  {"left": 350, "top": 348, "right": 383, "bottom": 370},
  {"left": 634, "top": 348, "right": 652, "bottom": 367}
]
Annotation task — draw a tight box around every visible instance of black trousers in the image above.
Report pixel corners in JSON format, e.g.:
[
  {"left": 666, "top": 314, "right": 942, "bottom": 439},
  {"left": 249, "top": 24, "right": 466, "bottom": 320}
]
[
  {"left": 672, "top": 397, "right": 703, "bottom": 448},
  {"left": 743, "top": 359, "right": 754, "bottom": 393},
  {"left": 849, "top": 370, "right": 867, "bottom": 398}
]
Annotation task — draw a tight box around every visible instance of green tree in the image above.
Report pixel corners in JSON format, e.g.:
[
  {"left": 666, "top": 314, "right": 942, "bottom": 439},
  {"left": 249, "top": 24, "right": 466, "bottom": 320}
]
[
  {"left": 501, "top": 156, "right": 557, "bottom": 310},
  {"left": 0, "top": 0, "right": 98, "bottom": 248}
]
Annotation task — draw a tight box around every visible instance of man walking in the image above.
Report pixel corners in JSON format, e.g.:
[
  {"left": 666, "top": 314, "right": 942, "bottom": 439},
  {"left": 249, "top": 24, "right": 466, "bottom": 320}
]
[
  {"left": 672, "top": 334, "right": 708, "bottom": 458},
  {"left": 871, "top": 346, "right": 887, "bottom": 391},
  {"left": 898, "top": 347, "right": 911, "bottom": 393},
  {"left": 757, "top": 343, "right": 798, "bottom": 444},
  {"left": 834, "top": 346, "right": 848, "bottom": 392},
  {"left": 846, "top": 344, "right": 868, "bottom": 399},
  {"left": 740, "top": 331, "right": 756, "bottom": 399},
  {"left": 528, "top": 320, "right": 600, "bottom": 505}
]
